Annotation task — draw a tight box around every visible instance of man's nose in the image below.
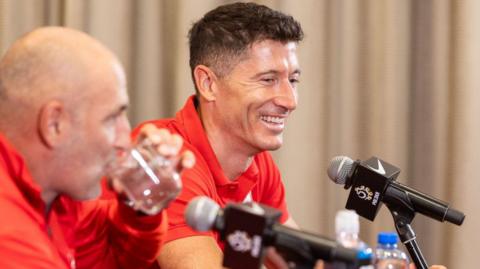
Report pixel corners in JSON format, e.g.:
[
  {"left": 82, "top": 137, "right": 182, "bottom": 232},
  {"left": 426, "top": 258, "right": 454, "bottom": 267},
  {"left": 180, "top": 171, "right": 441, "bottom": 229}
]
[
  {"left": 114, "top": 115, "right": 132, "bottom": 150},
  {"left": 273, "top": 79, "right": 298, "bottom": 112}
]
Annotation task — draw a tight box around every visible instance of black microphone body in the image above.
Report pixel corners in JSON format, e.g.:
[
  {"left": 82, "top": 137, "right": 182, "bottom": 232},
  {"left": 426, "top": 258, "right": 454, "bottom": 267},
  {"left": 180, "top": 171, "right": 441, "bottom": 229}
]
[
  {"left": 185, "top": 196, "right": 358, "bottom": 269},
  {"left": 329, "top": 156, "right": 465, "bottom": 225},
  {"left": 384, "top": 180, "right": 464, "bottom": 225},
  {"left": 270, "top": 224, "right": 357, "bottom": 267}
]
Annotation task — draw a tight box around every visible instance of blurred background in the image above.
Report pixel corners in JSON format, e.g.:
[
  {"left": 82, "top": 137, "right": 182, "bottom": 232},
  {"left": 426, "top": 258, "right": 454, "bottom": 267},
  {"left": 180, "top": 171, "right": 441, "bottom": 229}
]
[{"left": 1, "top": 0, "right": 478, "bottom": 267}]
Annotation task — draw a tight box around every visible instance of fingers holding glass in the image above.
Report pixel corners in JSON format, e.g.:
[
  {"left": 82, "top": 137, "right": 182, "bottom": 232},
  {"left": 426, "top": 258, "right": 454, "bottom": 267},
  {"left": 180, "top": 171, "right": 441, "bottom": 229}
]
[{"left": 109, "top": 125, "right": 194, "bottom": 215}]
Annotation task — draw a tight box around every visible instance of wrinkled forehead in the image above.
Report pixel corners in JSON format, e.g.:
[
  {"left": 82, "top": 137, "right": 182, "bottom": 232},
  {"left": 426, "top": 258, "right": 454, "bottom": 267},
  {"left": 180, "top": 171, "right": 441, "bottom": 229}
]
[
  {"left": 252, "top": 40, "right": 298, "bottom": 61},
  {"left": 236, "top": 40, "right": 300, "bottom": 73},
  {"left": 111, "top": 61, "right": 129, "bottom": 106},
  {"left": 85, "top": 59, "right": 129, "bottom": 104},
  {"left": 77, "top": 67, "right": 129, "bottom": 124}
]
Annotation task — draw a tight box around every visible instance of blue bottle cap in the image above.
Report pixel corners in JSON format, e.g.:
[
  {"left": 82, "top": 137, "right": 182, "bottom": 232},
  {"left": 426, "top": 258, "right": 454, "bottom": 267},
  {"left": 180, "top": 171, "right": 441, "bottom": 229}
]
[
  {"left": 357, "top": 247, "right": 373, "bottom": 260},
  {"left": 378, "top": 232, "right": 398, "bottom": 244}
]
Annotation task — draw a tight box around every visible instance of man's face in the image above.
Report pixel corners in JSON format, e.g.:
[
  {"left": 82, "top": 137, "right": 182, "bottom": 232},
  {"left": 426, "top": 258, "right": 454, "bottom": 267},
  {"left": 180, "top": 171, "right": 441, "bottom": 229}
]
[
  {"left": 60, "top": 62, "right": 131, "bottom": 200},
  {"left": 211, "top": 40, "right": 300, "bottom": 154}
]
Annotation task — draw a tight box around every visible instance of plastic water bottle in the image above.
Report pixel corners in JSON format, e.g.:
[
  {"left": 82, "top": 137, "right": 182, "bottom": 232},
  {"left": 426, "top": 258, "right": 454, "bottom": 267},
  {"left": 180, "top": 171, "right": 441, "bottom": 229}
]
[
  {"left": 373, "top": 232, "right": 409, "bottom": 269},
  {"left": 326, "top": 210, "right": 373, "bottom": 269}
]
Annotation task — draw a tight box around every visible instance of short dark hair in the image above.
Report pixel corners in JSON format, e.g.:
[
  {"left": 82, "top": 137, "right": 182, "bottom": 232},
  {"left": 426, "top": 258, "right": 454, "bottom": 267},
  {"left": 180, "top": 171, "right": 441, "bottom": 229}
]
[{"left": 188, "top": 2, "right": 304, "bottom": 85}]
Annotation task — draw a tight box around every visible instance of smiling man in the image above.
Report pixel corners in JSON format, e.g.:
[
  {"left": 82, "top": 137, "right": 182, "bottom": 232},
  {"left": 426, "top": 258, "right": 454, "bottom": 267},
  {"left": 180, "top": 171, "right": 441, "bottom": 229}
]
[{"left": 133, "top": 2, "right": 303, "bottom": 268}]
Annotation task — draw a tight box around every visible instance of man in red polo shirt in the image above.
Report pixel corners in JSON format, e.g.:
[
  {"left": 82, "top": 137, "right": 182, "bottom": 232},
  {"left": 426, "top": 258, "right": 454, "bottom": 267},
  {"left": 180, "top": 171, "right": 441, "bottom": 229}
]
[
  {"left": 136, "top": 3, "right": 303, "bottom": 268},
  {"left": 0, "top": 27, "right": 193, "bottom": 269},
  {"left": 132, "top": 2, "right": 449, "bottom": 268}
]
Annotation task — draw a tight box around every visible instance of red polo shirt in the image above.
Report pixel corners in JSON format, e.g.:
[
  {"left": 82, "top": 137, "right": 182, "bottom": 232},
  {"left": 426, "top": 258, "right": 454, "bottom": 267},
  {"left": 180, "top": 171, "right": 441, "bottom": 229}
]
[
  {"left": 0, "top": 133, "right": 167, "bottom": 269},
  {"left": 134, "top": 96, "right": 290, "bottom": 245}
]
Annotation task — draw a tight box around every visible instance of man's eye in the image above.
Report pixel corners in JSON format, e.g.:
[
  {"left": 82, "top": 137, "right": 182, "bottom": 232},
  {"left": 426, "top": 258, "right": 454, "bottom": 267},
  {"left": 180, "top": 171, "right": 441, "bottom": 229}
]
[
  {"left": 289, "top": 78, "right": 300, "bottom": 84},
  {"left": 261, "top": 78, "right": 275, "bottom": 83},
  {"left": 106, "top": 112, "right": 123, "bottom": 123}
]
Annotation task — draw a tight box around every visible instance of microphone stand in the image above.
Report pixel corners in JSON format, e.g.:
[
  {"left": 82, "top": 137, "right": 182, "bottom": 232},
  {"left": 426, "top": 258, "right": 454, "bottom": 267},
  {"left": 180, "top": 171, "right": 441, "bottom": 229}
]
[{"left": 386, "top": 204, "right": 429, "bottom": 269}]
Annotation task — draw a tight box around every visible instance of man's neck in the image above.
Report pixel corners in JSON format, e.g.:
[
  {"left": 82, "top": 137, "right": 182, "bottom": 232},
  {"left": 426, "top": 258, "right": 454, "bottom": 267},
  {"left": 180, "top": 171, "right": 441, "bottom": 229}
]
[
  {"left": 209, "top": 134, "right": 253, "bottom": 180},
  {"left": 41, "top": 190, "right": 57, "bottom": 216},
  {"left": 2, "top": 125, "right": 58, "bottom": 216},
  {"left": 23, "top": 149, "right": 58, "bottom": 215},
  {"left": 198, "top": 105, "right": 255, "bottom": 180}
]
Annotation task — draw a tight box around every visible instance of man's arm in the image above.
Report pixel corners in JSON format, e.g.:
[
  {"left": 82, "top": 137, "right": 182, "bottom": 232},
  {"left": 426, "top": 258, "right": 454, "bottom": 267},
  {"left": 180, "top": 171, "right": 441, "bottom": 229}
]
[
  {"left": 157, "top": 215, "right": 301, "bottom": 269},
  {"left": 158, "top": 236, "right": 224, "bottom": 269},
  {"left": 70, "top": 195, "right": 168, "bottom": 269},
  {"left": 282, "top": 217, "right": 299, "bottom": 229},
  {"left": 73, "top": 125, "right": 194, "bottom": 269}
]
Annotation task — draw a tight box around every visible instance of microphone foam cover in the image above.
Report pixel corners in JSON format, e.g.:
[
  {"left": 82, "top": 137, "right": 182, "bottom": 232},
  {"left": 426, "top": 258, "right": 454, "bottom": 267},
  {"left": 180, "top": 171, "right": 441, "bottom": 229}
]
[
  {"left": 185, "top": 196, "right": 220, "bottom": 232},
  {"left": 327, "top": 156, "right": 354, "bottom": 185}
]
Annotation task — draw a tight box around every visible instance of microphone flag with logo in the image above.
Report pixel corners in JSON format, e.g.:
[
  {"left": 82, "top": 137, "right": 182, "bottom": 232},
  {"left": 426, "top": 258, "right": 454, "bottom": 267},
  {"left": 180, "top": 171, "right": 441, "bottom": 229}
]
[
  {"left": 185, "top": 196, "right": 359, "bottom": 269},
  {"left": 344, "top": 157, "right": 401, "bottom": 221},
  {"left": 328, "top": 156, "right": 465, "bottom": 269},
  {"left": 328, "top": 156, "right": 465, "bottom": 225}
]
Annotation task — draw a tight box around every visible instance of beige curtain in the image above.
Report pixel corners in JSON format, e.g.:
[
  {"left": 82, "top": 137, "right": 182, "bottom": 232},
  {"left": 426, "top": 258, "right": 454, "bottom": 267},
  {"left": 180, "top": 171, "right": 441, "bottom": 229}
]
[{"left": 1, "top": 0, "right": 478, "bottom": 267}]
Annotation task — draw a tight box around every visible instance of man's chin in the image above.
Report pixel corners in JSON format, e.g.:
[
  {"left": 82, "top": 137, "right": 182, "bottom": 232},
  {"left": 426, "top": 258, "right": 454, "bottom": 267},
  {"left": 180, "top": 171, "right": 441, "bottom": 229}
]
[
  {"left": 265, "top": 145, "right": 282, "bottom": 152},
  {"left": 259, "top": 138, "right": 283, "bottom": 151},
  {"left": 71, "top": 184, "right": 102, "bottom": 201}
]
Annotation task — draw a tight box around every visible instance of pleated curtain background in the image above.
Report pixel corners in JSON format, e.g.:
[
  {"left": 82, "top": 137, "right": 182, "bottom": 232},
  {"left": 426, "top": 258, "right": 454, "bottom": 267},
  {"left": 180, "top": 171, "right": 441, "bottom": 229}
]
[{"left": 1, "top": 0, "right": 478, "bottom": 268}]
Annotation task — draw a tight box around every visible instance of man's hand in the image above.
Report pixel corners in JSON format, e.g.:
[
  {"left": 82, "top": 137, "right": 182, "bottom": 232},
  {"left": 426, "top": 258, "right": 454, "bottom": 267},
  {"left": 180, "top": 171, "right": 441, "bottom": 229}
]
[
  {"left": 110, "top": 124, "right": 195, "bottom": 212},
  {"left": 136, "top": 123, "right": 195, "bottom": 172},
  {"left": 264, "top": 247, "right": 290, "bottom": 269}
]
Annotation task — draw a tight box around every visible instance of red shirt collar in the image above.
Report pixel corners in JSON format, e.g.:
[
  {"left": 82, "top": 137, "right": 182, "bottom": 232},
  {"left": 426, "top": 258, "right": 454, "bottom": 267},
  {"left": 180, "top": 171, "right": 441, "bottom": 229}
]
[
  {"left": 175, "top": 96, "right": 259, "bottom": 186},
  {"left": 0, "top": 132, "right": 46, "bottom": 214},
  {"left": 0, "top": 133, "right": 77, "bottom": 266}
]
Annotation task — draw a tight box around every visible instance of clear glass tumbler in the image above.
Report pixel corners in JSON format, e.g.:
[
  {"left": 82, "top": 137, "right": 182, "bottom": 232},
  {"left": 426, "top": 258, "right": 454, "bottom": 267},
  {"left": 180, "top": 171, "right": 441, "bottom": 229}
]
[{"left": 108, "top": 139, "right": 182, "bottom": 215}]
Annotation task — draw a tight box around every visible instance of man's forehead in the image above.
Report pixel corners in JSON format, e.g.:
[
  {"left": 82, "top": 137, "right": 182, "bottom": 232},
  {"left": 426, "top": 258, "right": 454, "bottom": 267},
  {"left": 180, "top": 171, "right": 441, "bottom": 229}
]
[
  {"left": 85, "top": 60, "right": 129, "bottom": 110},
  {"left": 240, "top": 40, "right": 300, "bottom": 70},
  {"left": 112, "top": 61, "right": 127, "bottom": 90},
  {"left": 249, "top": 39, "right": 297, "bottom": 52}
]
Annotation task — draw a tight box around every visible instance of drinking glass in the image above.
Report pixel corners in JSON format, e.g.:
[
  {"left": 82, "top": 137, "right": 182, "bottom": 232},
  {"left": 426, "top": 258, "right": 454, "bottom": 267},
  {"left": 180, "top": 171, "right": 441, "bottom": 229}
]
[{"left": 108, "top": 139, "right": 182, "bottom": 215}]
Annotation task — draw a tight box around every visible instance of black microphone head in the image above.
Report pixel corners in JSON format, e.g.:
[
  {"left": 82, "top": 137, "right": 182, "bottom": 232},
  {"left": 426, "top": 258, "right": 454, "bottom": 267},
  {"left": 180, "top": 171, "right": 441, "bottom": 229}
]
[
  {"left": 327, "top": 156, "right": 354, "bottom": 185},
  {"left": 185, "top": 196, "right": 220, "bottom": 231}
]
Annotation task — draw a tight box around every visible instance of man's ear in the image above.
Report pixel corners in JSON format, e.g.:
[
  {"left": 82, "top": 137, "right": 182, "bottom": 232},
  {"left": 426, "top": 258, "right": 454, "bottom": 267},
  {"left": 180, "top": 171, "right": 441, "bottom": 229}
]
[
  {"left": 193, "top": 65, "right": 219, "bottom": 102},
  {"left": 38, "top": 100, "right": 69, "bottom": 148}
]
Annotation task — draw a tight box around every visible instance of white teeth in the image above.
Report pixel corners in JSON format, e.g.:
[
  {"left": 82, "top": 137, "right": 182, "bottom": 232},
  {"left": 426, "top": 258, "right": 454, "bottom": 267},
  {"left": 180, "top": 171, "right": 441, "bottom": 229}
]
[{"left": 261, "top": 116, "right": 284, "bottom": 124}]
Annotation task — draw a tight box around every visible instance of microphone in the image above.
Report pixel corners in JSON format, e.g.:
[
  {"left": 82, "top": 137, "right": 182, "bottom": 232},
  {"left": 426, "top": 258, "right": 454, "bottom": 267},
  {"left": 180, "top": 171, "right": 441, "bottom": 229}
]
[
  {"left": 327, "top": 156, "right": 465, "bottom": 225},
  {"left": 186, "top": 196, "right": 358, "bottom": 269}
]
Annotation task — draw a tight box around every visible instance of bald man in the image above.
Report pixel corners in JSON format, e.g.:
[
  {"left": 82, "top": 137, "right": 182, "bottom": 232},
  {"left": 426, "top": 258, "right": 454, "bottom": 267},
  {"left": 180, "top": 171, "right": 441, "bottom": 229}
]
[{"left": 0, "top": 27, "right": 192, "bottom": 269}]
